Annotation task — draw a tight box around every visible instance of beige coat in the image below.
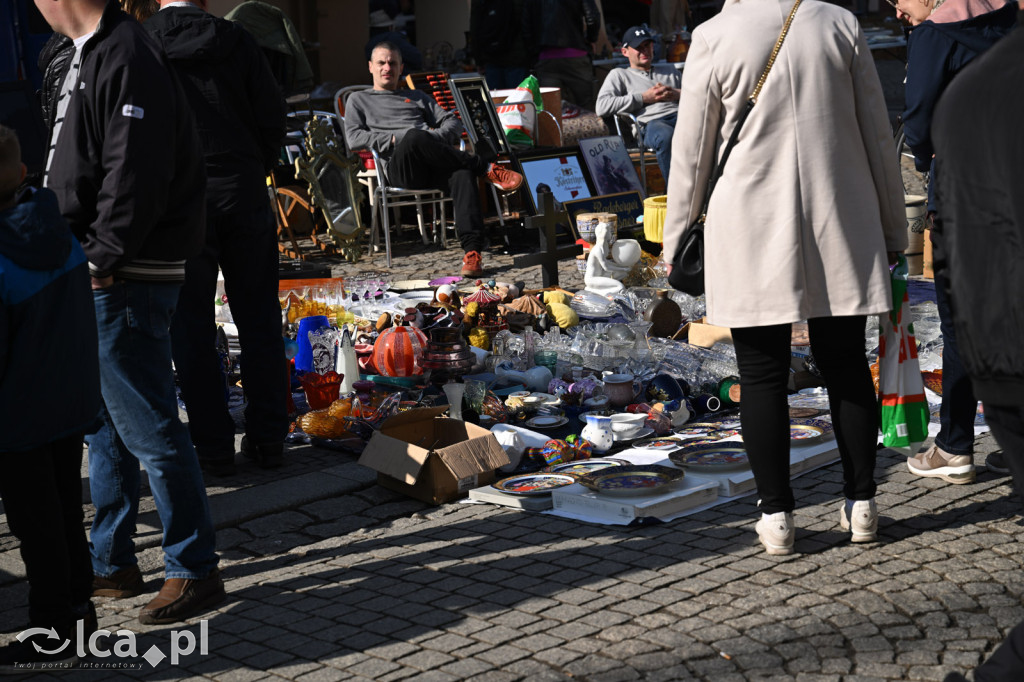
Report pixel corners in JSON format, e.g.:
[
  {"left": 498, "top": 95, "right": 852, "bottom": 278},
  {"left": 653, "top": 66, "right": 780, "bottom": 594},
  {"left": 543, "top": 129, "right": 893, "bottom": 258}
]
[{"left": 662, "top": 0, "right": 908, "bottom": 328}]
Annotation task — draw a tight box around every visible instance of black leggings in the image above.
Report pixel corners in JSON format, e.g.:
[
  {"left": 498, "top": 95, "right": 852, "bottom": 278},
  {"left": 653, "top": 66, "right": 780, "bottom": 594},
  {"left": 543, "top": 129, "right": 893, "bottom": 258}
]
[{"left": 732, "top": 316, "right": 878, "bottom": 514}]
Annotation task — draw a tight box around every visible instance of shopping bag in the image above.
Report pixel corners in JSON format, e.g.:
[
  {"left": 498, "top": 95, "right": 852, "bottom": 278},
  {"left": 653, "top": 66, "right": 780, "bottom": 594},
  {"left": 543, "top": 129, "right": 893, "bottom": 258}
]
[
  {"left": 498, "top": 75, "right": 541, "bottom": 147},
  {"left": 877, "top": 255, "right": 930, "bottom": 453}
]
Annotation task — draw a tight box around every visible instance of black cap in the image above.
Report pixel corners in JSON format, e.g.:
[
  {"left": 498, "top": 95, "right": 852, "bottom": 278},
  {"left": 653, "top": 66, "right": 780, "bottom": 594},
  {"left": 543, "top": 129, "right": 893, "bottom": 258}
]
[{"left": 622, "top": 25, "right": 655, "bottom": 49}]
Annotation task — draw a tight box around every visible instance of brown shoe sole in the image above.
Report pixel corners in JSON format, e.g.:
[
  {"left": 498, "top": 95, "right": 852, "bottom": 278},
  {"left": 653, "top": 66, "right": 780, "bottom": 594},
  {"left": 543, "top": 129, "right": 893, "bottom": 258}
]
[{"left": 138, "top": 586, "right": 227, "bottom": 625}]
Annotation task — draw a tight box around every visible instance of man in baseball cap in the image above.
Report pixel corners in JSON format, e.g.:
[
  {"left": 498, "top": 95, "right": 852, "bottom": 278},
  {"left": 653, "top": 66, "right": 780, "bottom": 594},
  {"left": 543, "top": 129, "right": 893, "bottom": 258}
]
[{"left": 597, "top": 24, "right": 681, "bottom": 182}]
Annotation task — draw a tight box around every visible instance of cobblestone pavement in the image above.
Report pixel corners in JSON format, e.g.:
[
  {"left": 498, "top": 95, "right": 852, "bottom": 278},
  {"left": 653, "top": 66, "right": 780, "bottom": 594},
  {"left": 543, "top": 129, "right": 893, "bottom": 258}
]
[{"left": 2, "top": 432, "right": 1019, "bottom": 681}]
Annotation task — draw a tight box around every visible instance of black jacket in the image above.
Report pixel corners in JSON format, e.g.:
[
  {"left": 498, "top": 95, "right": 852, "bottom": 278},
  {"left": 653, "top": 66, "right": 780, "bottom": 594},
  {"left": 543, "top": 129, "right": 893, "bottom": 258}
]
[
  {"left": 44, "top": 1, "right": 206, "bottom": 280},
  {"left": 932, "top": 11, "right": 1024, "bottom": 406},
  {"left": 0, "top": 188, "right": 100, "bottom": 451},
  {"left": 145, "top": 5, "right": 285, "bottom": 216},
  {"left": 37, "top": 32, "right": 74, "bottom": 132},
  {"left": 522, "top": 0, "right": 601, "bottom": 62}
]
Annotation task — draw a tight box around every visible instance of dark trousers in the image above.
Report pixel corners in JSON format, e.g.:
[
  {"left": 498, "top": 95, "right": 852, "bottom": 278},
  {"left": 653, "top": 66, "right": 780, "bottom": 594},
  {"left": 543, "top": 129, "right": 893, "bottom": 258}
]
[
  {"left": 733, "top": 316, "right": 878, "bottom": 514},
  {"left": 933, "top": 231, "right": 979, "bottom": 455},
  {"left": 536, "top": 56, "right": 595, "bottom": 111},
  {"left": 982, "top": 401, "right": 1024, "bottom": 507},
  {"left": 170, "top": 204, "right": 288, "bottom": 460},
  {"left": 389, "top": 128, "right": 487, "bottom": 253},
  {"left": 0, "top": 434, "right": 93, "bottom": 633}
]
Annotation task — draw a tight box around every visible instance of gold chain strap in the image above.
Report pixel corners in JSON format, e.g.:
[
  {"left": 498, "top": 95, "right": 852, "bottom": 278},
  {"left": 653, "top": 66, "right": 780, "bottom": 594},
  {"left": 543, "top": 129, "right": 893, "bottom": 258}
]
[{"left": 750, "top": 0, "right": 802, "bottom": 103}]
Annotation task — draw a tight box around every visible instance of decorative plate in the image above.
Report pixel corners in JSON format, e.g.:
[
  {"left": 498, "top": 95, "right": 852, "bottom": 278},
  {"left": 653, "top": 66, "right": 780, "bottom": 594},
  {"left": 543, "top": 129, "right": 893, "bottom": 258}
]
[
  {"left": 789, "top": 406, "right": 825, "bottom": 419},
  {"left": 632, "top": 437, "right": 685, "bottom": 451},
  {"left": 390, "top": 279, "right": 432, "bottom": 291},
  {"left": 921, "top": 370, "right": 943, "bottom": 396},
  {"left": 675, "top": 422, "right": 738, "bottom": 441},
  {"left": 526, "top": 415, "right": 569, "bottom": 429},
  {"left": 613, "top": 426, "right": 654, "bottom": 442},
  {"left": 669, "top": 443, "right": 750, "bottom": 471},
  {"left": 529, "top": 393, "right": 560, "bottom": 405},
  {"left": 790, "top": 418, "right": 834, "bottom": 441},
  {"left": 544, "top": 458, "right": 629, "bottom": 476},
  {"left": 492, "top": 473, "right": 578, "bottom": 496},
  {"left": 578, "top": 464, "right": 685, "bottom": 496},
  {"left": 428, "top": 276, "right": 463, "bottom": 286}
]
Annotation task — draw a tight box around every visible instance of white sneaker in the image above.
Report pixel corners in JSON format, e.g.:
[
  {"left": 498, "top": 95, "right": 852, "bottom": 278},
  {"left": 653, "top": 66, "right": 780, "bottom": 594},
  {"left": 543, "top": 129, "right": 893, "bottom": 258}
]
[
  {"left": 839, "top": 499, "right": 878, "bottom": 543},
  {"left": 756, "top": 511, "right": 794, "bottom": 555}
]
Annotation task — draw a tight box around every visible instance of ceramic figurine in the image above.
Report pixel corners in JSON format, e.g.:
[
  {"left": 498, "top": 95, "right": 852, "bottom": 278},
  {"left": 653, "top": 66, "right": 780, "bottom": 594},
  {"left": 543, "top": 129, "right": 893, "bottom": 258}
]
[
  {"left": 584, "top": 222, "right": 636, "bottom": 296},
  {"left": 581, "top": 413, "right": 614, "bottom": 453}
]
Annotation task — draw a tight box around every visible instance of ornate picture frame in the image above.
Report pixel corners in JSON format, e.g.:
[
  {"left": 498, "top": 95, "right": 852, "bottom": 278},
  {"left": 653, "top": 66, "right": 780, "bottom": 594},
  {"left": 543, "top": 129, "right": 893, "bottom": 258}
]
[{"left": 448, "top": 73, "right": 510, "bottom": 156}]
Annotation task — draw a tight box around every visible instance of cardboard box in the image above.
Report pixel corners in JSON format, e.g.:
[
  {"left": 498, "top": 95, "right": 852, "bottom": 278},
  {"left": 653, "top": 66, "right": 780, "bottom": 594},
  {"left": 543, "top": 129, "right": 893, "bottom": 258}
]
[
  {"left": 550, "top": 477, "right": 718, "bottom": 523},
  {"left": 688, "top": 318, "right": 733, "bottom": 348},
  {"left": 358, "top": 407, "right": 510, "bottom": 505}
]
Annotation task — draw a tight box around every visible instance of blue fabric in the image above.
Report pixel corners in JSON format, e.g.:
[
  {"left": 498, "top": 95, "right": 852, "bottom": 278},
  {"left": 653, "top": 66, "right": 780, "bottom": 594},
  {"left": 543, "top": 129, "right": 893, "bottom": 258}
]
[
  {"left": 484, "top": 65, "right": 528, "bottom": 91},
  {"left": 0, "top": 188, "right": 100, "bottom": 451},
  {"left": 87, "top": 280, "right": 218, "bottom": 579},
  {"left": 643, "top": 113, "right": 677, "bottom": 183}
]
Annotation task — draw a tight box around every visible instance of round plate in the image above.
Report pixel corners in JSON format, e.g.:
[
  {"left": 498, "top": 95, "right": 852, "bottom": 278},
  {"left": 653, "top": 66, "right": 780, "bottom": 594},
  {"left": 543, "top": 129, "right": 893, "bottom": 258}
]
[
  {"left": 526, "top": 415, "right": 569, "bottom": 429},
  {"left": 790, "top": 418, "right": 834, "bottom": 441},
  {"left": 632, "top": 437, "right": 684, "bottom": 451},
  {"left": 429, "top": 276, "right": 463, "bottom": 286},
  {"left": 578, "top": 464, "right": 685, "bottom": 496},
  {"left": 669, "top": 443, "right": 750, "bottom": 471},
  {"left": 398, "top": 291, "right": 435, "bottom": 305},
  {"left": 544, "top": 458, "right": 628, "bottom": 476},
  {"left": 789, "top": 406, "right": 825, "bottom": 419},
  {"left": 613, "top": 426, "right": 654, "bottom": 442},
  {"left": 492, "top": 473, "right": 578, "bottom": 496},
  {"left": 529, "top": 392, "right": 559, "bottom": 406},
  {"left": 921, "top": 370, "right": 943, "bottom": 396},
  {"left": 390, "top": 279, "right": 432, "bottom": 292}
]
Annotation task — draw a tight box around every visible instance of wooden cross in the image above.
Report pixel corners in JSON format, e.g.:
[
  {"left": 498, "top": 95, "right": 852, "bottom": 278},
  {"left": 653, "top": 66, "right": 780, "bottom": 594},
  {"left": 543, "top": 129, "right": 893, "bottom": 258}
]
[{"left": 513, "top": 193, "right": 583, "bottom": 288}]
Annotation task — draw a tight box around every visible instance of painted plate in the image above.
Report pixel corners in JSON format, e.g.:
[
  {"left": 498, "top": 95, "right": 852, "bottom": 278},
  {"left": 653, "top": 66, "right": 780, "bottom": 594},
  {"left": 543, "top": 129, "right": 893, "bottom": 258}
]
[
  {"left": 492, "top": 473, "right": 578, "bottom": 496},
  {"left": 675, "top": 422, "right": 739, "bottom": 441},
  {"left": 428, "top": 276, "right": 463, "bottom": 286},
  {"left": 578, "top": 464, "right": 685, "bottom": 496},
  {"left": 669, "top": 443, "right": 750, "bottom": 471},
  {"left": 632, "top": 437, "right": 685, "bottom": 451},
  {"left": 390, "top": 279, "right": 432, "bottom": 292},
  {"left": 525, "top": 415, "right": 569, "bottom": 429},
  {"left": 790, "top": 418, "right": 834, "bottom": 441},
  {"left": 921, "top": 370, "right": 943, "bottom": 396},
  {"left": 544, "top": 458, "right": 629, "bottom": 476},
  {"left": 613, "top": 426, "right": 654, "bottom": 442},
  {"left": 789, "top": 406, "right": 825, "bottom": 419}
]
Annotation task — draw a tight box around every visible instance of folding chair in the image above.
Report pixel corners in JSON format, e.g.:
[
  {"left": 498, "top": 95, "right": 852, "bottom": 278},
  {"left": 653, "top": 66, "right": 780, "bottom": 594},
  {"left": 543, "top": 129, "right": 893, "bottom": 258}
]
[{"left": 613, "top": 112, "right": 653, "bottom": 192}]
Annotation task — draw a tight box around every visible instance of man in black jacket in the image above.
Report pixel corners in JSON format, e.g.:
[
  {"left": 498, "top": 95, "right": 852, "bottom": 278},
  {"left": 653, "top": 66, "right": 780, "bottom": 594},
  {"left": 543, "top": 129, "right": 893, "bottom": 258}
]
[
  {"left": 146, "top": 0, "right": 289, "bottom": 475},
  {"left": 35, "top": 0, "right": 223, "bottom": 626}
]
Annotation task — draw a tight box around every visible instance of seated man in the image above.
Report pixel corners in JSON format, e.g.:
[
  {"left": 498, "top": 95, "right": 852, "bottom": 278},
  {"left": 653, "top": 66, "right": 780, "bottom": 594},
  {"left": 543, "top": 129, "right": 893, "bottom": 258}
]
[
  {"left": 596, "top": 25, "right": 681, "bottom": 182},
  {"left": 344, "top": 41, "right": 522, "bottom": 277}
]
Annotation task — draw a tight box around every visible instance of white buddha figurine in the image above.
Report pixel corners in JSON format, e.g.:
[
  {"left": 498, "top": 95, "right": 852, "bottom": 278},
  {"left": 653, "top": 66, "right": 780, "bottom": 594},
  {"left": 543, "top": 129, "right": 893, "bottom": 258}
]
[{"left": 584, "top": 221, "right": 640, "bottom": 296}]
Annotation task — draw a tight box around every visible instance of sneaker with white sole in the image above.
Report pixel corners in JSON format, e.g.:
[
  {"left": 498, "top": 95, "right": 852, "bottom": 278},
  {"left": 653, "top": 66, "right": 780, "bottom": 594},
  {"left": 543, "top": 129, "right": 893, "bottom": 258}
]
[
  {"left": 839, "top": 498, "right": 878, "bottom": 543},
  {"left": 907, "top": 444, "right": 976, "bottom": 484},
  {"left": 755, "top": 511, "right": 794, "bottom": 555}
]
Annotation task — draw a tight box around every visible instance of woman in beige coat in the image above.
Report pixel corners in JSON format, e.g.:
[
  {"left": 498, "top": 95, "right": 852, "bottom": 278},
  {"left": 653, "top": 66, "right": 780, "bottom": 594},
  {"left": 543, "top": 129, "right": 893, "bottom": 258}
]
[{"left": 663, "top": 0, "right": 906, "bottom": 555}]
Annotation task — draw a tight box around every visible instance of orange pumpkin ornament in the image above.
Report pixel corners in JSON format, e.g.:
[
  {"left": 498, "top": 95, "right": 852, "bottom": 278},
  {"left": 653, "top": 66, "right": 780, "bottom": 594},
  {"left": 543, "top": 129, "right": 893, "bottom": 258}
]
[{"left": 372, "top": 325, "right": 428, "bottom": 377}]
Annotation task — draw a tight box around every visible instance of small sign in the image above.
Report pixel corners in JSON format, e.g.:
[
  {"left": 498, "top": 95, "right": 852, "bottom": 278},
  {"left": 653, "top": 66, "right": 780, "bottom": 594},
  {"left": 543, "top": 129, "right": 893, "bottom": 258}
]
[{"left": 563, "top": 191, "right": 645, "bottom": 239}]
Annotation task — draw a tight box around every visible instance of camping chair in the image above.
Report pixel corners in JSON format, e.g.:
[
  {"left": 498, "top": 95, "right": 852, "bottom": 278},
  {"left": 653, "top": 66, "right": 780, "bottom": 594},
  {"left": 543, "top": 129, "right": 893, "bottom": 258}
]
[{"left": 613, "top": 112, "right": 652, "bottom": 192}]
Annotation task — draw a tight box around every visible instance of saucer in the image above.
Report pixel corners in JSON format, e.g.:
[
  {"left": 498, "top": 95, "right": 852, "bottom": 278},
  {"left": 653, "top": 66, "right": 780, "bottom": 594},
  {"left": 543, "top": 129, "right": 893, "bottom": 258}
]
[{"left": 526, "top": 415, "right": 569, "bottom": 429}]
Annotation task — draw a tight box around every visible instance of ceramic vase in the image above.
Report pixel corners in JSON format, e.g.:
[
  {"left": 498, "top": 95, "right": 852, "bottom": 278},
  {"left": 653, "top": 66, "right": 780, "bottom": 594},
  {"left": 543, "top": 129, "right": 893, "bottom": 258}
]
[{"left": 581, "top": 414, "right": 614, "bottom": 454}]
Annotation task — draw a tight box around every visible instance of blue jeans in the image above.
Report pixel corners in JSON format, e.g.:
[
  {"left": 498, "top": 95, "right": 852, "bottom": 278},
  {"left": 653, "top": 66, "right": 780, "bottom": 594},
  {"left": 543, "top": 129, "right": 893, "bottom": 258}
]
[
  {"left": 87, "top": 281, "right": 218, "bottom": 580},
  {"left": 484, "top": 65, "right": 528, "bottom": 91},
  {"left": 933, "top": 233, "right": 978, "bottom": 455},
  {"left": 644, "top": 113, "right": 677, "bottom": 183}
]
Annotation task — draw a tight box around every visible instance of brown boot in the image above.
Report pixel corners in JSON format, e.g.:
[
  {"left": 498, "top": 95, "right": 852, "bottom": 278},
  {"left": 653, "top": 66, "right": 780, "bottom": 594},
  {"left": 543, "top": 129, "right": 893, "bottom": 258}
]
[
  {"left": 93, "top": 565, "right": 146, "bottom": 598},
  {"left": 138, "top": 570, "right": 226, "bottom": 625}
]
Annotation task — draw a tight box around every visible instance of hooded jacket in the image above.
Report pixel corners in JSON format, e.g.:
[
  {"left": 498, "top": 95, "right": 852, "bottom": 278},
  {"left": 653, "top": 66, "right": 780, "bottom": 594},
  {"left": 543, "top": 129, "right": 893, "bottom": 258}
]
[
  {"left": 0, "top": 187, "right": 100, "bottom": 451},
  {"left": 145, "top": 5, "right": 286, "bottom": 216},
  {"left": 902, "top": 2, "right": 1016, "bottom": 200},
  {"left": 44, "top": 1, "right": 206, "bottom": 281}
]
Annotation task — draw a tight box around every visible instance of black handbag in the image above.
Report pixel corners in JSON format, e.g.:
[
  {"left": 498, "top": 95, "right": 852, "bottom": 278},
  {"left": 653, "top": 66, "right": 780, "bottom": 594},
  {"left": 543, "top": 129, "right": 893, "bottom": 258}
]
[{"left": 668, "top": 0, "right": 801, "bottom": 296}]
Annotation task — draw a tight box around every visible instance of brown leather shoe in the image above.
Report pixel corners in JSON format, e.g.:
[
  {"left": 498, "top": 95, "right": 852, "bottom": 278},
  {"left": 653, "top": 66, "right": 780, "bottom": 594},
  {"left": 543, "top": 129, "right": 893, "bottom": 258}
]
[
  {"left": 93, "top": 565, "right": 146, "bottom": 598},
  {"left": 138, "top": 570, "right": 226, "bottom": 625}
]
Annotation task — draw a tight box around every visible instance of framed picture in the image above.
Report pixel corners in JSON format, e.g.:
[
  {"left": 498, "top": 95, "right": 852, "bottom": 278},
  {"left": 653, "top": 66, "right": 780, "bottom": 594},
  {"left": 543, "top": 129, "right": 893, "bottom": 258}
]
[
  {"left": 516, "top": 147, "right": 594, "bottom": 215},
  {"left": 448, "top": 74, "right": 510, "bottom": 156},
  {"left": 578, "top": 135, "right": 646, "bottom": 198},
  {"left": 563, "top": 191, "right": 646, "bottom": 240}
]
